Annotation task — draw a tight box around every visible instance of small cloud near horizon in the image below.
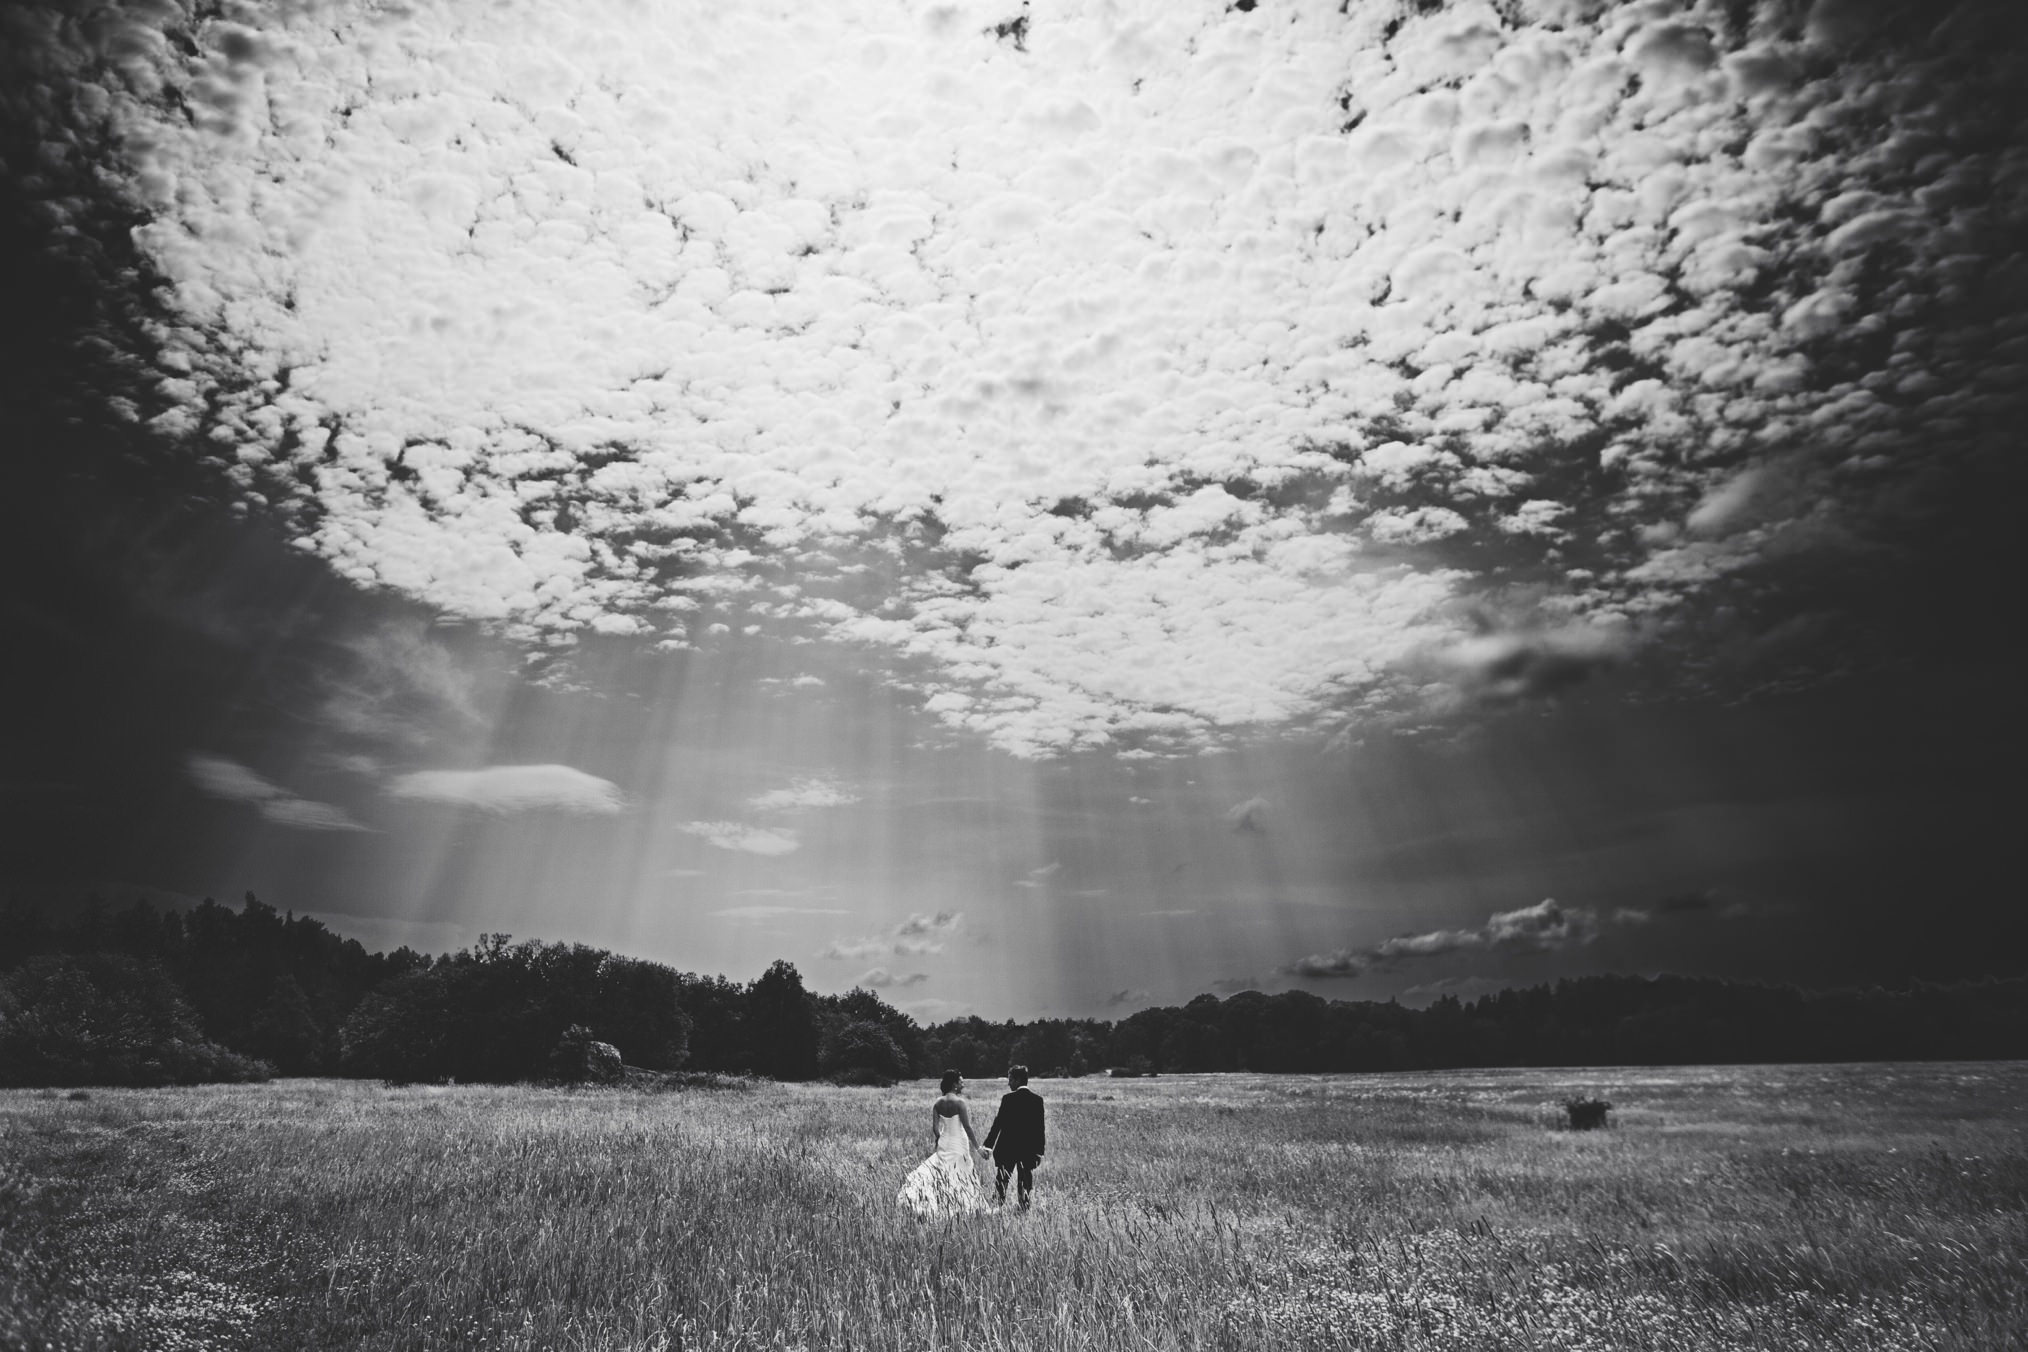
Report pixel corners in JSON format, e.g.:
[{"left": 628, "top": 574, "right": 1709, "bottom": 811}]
[
  {"left": 823, "top": 909, "right": 962, "bottom": 961},
  {"left": 388, "top": 764, "right": 625, "bottom": 815},
  {"left": 1283, "top": 898, "right": 1600, "bottom": 980},
  {"left": 856, "top": 968, "right": 929, "bottom": 989}
]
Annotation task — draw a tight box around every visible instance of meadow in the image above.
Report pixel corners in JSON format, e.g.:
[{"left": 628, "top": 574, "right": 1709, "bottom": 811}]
[{"left": 2, "top": 1063, "right": 2023, "bottom": 1351}]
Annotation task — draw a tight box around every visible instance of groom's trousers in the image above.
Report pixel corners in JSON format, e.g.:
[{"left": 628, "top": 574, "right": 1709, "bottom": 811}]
[{"left": 993, "top": 1156, "right": 1037, "bottom": 1208}]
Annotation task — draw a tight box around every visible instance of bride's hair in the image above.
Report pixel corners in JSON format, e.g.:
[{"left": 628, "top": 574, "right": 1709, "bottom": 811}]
[{"left": 939, "top": 1070, "right": 963, "bottom": 1094}]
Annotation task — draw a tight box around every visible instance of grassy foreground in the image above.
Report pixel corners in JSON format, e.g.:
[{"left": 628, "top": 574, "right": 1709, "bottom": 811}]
[{"left": 2, "top": 1063, "right": 2023, "bottom": 1351}]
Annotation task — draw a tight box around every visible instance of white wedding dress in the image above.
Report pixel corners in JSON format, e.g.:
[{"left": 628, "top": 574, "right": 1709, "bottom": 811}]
[{"left": 897, "top": 1108, "right": 986, "bottom": 1218}]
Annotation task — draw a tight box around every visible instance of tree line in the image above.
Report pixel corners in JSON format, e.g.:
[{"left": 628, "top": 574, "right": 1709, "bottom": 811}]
[{"left": 2, "top": 892, "right": 2024, "bottom": 1088}]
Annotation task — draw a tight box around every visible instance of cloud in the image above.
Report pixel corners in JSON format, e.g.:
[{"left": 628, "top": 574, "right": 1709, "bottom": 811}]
[
  {"left": 1211, "top": 976, "right": 1265, "bottom": 994},
  {"left": 855, "top": 968, "right": 929, "bottom": 989},
  {"left": 1425, "top": 621, "right": 1630, "bottom": 706},
  {"left": 824, "top": 910, "right": 963, "bottom": 960},
  {"left": 747, "top": 777, "right": 859, "bottom": 812},
  {"left": 388, "top": 765, "right": 625, "bottom": 815},
  {"left": 1143, "top": 909, "right": 1199, "bottom": 918},
  {"left": 186, "top": 755, "right": 369, "bottom": 832},
  {"left": 1613, "top": 889, "right": 1754, "bottom": 923},
  {"left": 1103, "top": 989, "right": 1152, "bottom": 1008},
  {"left": 1283, "top": 950, "right": 1364, "bottom": 980},
  {"left": 1225, "top": 797, "right": 1270, "bottom": 834},
  {"left": 709, "top": 905, "right": 851, "bottom": 922},
  {"left": 319, "top": 619, "right": 486, "bottom": 749},
  {"left": 1013, "top": 862, "right": 1060, "bottom": 889},
  {"left": 1286, "top": 898, "right": 1600, "bottom": 979},
  {"left": 42, "top": 0, "right": 2022, "bottom": 755},
  {"left": 677, "top": 821, "right": 800, "bottom": 855}
]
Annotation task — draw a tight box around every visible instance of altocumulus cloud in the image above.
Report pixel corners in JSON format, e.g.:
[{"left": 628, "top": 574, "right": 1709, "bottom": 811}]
[
  {"left": 32, "top": 0, "right": 2025, "bottom": 754},
  {"left": 187, "top": 755, "right": 368, "bottom": 831},
  {"left": 387, "top": 764, "right": 625, "bottom": 815}
]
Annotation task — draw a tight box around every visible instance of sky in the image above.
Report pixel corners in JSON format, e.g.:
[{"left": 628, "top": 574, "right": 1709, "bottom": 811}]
[{"left": 2, "top": 0, "right": 2023, "bottom": 1021}]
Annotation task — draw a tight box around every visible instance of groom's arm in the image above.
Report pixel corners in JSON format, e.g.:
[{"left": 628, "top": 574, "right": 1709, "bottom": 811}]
[
  {"left": 983, "top": 1107, "right": 1002, "bottom": 1150},
  {"left": 1032, "top": 1098, "right": 1045, "bottom": 1157}
]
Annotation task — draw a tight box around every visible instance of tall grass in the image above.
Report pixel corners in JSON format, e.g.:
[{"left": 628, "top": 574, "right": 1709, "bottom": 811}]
[{"left": 3, "top": 1063, "right": 2022, "bottom": 1350}]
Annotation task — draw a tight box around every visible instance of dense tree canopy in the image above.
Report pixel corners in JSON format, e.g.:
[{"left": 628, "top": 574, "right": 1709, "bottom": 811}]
[{"left": 3, "top": 890, "right": 2024, "bottom": 1088}]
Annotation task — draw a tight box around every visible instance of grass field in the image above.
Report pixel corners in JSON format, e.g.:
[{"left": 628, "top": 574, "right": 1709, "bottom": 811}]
[{"left": 2, "top": 1062, "right": 2023, "bottom": 1351}]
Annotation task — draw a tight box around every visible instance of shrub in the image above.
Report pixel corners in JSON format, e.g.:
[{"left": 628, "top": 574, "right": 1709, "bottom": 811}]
[
  {"left": 0, "top": 955, "right": 271, "bottom": 1087},
  {"left": 1564, "top": 1095, "right": 1613, "bottom": 1130}
]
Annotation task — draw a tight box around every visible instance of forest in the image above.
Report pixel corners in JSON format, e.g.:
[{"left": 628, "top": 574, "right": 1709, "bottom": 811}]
[{"left": 2, "top": 891, "right": 2024, "bottom": 1087}]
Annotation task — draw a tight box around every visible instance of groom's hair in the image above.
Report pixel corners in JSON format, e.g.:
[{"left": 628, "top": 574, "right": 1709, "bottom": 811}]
[
  {"left": 1007, "top": 1065, "right": 1030, "bottom": 1087},
  {"left": 940, "top": 1070, "right": 963, "bottom": 1094}
]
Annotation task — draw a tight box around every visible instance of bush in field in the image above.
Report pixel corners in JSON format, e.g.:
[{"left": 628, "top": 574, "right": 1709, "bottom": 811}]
[
  {"left": 819, "top": 1018, "right": 909, "bottom": 1085},
  {"left": 1564, "top": 1095, "right": 1613, "bottom": 1129},
  {"left": 0, "top": 954, "right": 271, "bottom": 1087},
  {"left": 550, "top": 1025, "right": 625, "bottom": 1084}
]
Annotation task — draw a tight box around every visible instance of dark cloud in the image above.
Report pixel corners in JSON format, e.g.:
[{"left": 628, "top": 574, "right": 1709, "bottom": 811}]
[
  {"left": 1281, "top": 949, "right": 1363, "bottom": 980},
  {"left": 1103, "top": 988, "right": 1151, "bottom": 1007}
]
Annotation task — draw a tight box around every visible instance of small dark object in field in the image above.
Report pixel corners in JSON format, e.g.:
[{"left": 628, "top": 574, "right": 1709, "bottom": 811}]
[
  {"left": 66, "top": 1090, "right": 91, "bottom": 1102},
  {"left": 550, "top": 1025, "right": 625, "bottom": 1085},
  {"left": 1564, "top": 1096, "right": 1612, "bottom": 1130}
]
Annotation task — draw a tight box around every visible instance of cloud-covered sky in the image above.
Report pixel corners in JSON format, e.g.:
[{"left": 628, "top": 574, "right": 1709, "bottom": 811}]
[{"left": 3, "top": 0, "right": 2023, "bottom": 1016}]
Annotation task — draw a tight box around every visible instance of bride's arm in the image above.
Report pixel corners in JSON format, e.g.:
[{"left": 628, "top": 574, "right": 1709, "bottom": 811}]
[{"left": 957, "top": 1101, "right": 985, "bottom": 1154}]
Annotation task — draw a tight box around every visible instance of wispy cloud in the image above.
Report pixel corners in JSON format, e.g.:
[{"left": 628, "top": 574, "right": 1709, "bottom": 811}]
[
  {"left": 1284, "top": 899, "right": 1601, "bottom": 980},
  {"left": 388, "top": 764, "right": 625, "bottom": 815},
  {"left": 822, "top": 910, "right": 963, "bottom": 961},
  {"left": 677, "top": 821, "right": 799, "bottom": 855},
  {"left": 186, "top": 755, "right": 368, "bottom": 832},
  {"left": 1013, "top": 862, "right": 1060, "bottom": 890},
  {"left": 748, "top": 777, "right": 859, "bottom": 812},
  {"left": 1103, "top": 989, "right": 1152, "bottom": 1008},
  {"left": 1225, "top": 797, "right": 1270, "bottom": 834},
  {"left": 855, "top": 968, "right": 929, "bottom": 989},
  {"left": 710, "top": 905, "right": 851, "bottom": 922}
]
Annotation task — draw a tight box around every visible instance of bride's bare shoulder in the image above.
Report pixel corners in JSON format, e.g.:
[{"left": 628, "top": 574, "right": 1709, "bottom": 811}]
[{"left": 933, "top": 1094, "right": 964, "bottom": 1115}]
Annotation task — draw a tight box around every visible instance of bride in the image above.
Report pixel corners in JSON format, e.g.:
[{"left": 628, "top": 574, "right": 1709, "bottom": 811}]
[{"left": 897, "top": 1070, "right": 990, "bottom": 1217}]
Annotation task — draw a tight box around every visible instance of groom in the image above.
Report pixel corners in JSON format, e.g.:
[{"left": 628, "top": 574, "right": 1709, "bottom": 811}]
[{"left": 982, "top": 1064, "right": 1045, "bottom": 1209}]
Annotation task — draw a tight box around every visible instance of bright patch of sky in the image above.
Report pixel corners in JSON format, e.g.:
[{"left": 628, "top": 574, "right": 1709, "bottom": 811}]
[{"left": 49, "top": 0, "right": 2024, "bottom": 755}]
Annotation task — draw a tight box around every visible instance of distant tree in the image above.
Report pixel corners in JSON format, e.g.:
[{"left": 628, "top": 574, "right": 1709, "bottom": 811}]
[
  {"left": 744, "top": 960, "right": 821, "bottom": 1080},
  {"left": 338, "top": 968, "right": 455, "bottom": 1084},
  {"left": 591, "top": 955, "right": 692, "bottom": 1070},
  {"left": 819, "top": 987, "right": 927, "bottom": 1076},
  {"left": 819, "top": 1019, "right": 910, "bottom": 1084},
  {"left": 942, "top": 1034, "right": 989, "bottom": 1077},
  {"left": 676, "top": 973, "right": 751, "bottom": 1072},
  {"left": 0, "top": 954, "right": 270, "bottom": 1087}
]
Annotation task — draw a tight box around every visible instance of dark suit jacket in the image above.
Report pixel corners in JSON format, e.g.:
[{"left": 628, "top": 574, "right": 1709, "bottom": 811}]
[{"left": 983, "top": 1086, "right": 1045, "bottom": 1164}]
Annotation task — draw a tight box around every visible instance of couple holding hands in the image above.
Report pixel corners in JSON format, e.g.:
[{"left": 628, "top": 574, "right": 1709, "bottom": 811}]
[{"left": 897, "top": 1065, "right": 1044, "bottom": 1218}]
